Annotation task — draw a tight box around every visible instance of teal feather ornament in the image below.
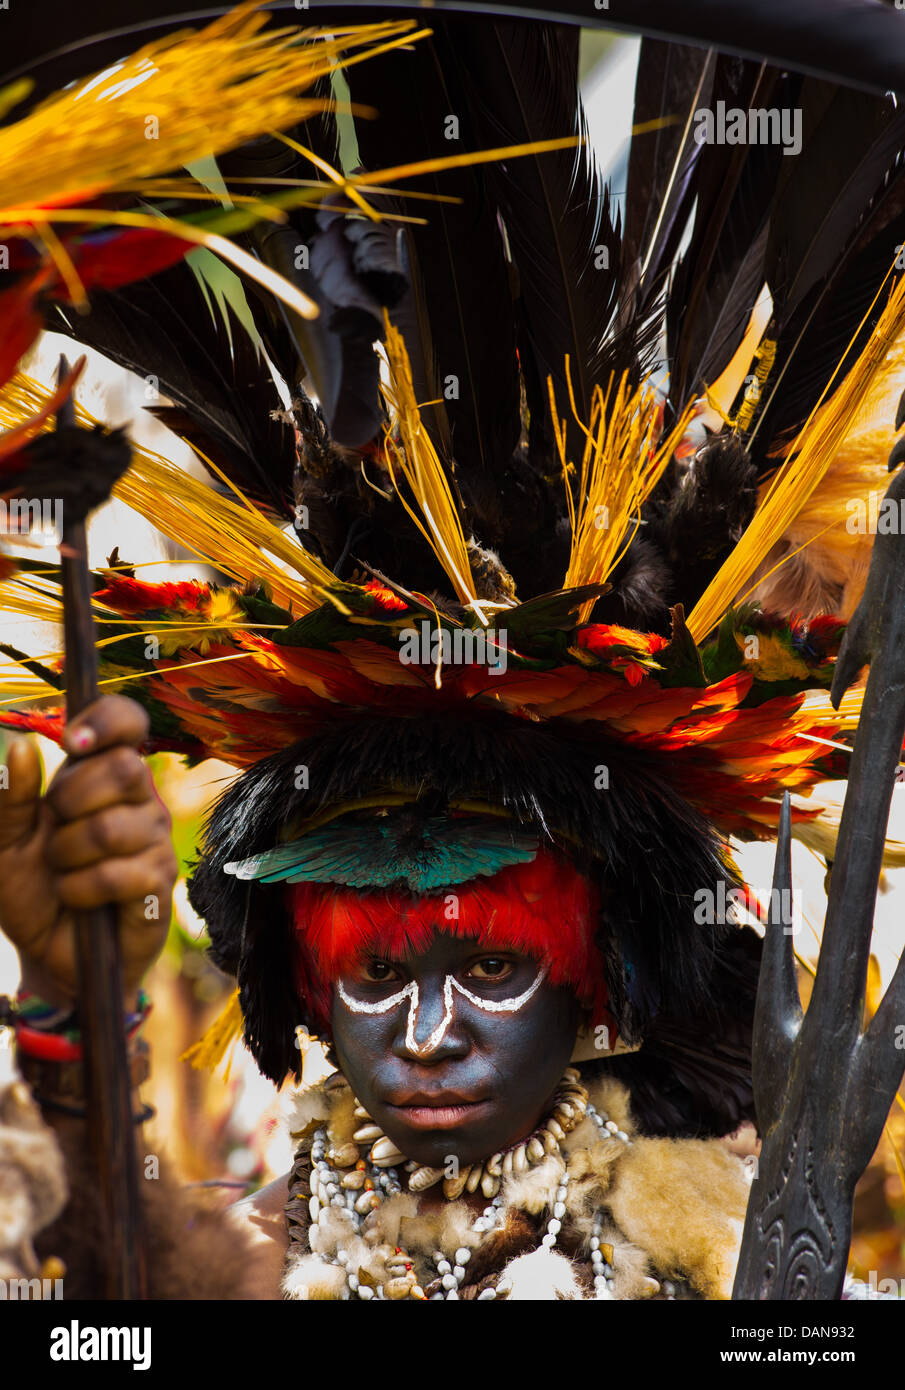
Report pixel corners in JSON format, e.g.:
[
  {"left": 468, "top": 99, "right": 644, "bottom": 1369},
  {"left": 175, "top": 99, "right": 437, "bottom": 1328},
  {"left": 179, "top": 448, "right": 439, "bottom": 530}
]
[{"left": 223, "top": 816, "right": 539, "bottom": 892}]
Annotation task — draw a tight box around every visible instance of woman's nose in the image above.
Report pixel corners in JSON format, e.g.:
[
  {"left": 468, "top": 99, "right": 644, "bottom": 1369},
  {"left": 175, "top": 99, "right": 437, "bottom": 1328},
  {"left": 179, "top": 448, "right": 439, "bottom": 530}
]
[{"left": 394, "top": 976, "right": 468, "bottom": 1059}]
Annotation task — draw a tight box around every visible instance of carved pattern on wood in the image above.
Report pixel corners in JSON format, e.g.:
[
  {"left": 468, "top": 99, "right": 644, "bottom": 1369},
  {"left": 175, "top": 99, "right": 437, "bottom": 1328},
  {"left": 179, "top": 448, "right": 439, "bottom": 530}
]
[{"left": 752, "top": 1130, "right": 836, "bottom": 1300}]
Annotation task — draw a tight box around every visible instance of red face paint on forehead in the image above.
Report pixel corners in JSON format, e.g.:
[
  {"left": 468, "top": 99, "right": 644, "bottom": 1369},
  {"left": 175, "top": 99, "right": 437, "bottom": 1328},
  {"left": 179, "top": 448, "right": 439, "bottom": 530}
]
[{"left": 288, "top": 846, "right": 608, "bottom": 1030}]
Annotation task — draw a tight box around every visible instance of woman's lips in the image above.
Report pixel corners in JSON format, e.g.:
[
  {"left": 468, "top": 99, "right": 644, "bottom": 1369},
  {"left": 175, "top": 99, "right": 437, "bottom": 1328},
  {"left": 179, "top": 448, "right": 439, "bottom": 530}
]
[{"left": 389, "top": 1099, "right": 491, "bottom": 1130}]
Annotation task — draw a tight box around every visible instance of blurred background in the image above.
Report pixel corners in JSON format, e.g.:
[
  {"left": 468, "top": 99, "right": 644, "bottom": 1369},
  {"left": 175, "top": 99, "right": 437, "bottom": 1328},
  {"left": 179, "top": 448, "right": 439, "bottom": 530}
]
[{"left": 0, "top": 27, "right": 903, "bottom": 1284}]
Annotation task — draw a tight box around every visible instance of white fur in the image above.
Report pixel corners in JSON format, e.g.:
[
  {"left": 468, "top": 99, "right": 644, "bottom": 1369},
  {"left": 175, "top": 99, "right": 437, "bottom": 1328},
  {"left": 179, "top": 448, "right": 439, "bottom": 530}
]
[
  {"left": 282, "top": 1253, "right": 348, "bottom": 1300},
  {"left": 500, "top": 1246, "right": 584, "bottom": 1301},
  {"left": 283, "top": 1086, "right": 330, "bottom": 1137}
]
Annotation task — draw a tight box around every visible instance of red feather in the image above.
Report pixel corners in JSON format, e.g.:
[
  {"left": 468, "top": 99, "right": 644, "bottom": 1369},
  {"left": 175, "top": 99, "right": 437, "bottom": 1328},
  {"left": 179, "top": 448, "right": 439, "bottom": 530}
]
[
  {"left": 60, "top": 227, "right": 195, "bottom": 294},
  {"left": 0, "top": 272, "right": 47, "bottom": 394},
  {"left": 289, "top": 847, "right": 609, "bottom": 1031}
]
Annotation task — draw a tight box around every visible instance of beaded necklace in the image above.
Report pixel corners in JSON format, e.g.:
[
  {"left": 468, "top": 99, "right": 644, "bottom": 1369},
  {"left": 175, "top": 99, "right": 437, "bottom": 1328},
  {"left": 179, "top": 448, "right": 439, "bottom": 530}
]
[{"left": 298, "top": 1069, "right": 640, "bottom": 1300}]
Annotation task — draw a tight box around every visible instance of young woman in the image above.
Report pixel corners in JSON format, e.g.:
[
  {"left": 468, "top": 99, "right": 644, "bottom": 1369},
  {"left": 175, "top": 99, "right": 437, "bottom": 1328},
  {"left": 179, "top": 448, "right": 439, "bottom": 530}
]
[
  {"left": 1, "top": 5, "right": 901, "bottom": 1305},
  {"left": 0, "top": 693, "right": 760, "bottom": 1300}
]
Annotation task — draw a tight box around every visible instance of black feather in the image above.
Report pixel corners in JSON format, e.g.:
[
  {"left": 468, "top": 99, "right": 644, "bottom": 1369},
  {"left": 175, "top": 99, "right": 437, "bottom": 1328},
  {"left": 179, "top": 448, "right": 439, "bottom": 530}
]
[
  {"left": 51, "top": 266, "right": 296, "bottom": 519},
  {"left": 622, "top": 40, "right": 714, "bottom": 328},
  {"left": 745, "top": 87, "right": 905, "bottom": 461},
  {"left": 623, "top": 39, "right": 710, "bottom": 277},
  {"left": 217, "top": 122, "right": 403, "bottom": 451},
  {"left": 644, "top": 435, "right": 759, "bottom": 613},
  {"left": 345, "top": 27, "right": 521, "bottom": 486},
  {"left": 587, "top": 538, "right": 672, "bottom": 630},
  {"left": 753, "top": 191, "right": 905, "bottom": 463},
  {"left": 441, "top": 19, "right": 632, "bottom": 444},
  {"left": 665, "top": 58, "right": 786, "bottom": 408},
  {"left": 762, "top": 82, "right": 905, "bottom": 324}
]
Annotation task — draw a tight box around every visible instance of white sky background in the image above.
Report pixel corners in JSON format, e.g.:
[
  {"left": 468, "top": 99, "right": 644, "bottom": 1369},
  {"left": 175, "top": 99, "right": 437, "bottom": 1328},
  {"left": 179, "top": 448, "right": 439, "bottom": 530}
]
[{"left": 581, "top": 31, "right": 640, "bottom": 215}]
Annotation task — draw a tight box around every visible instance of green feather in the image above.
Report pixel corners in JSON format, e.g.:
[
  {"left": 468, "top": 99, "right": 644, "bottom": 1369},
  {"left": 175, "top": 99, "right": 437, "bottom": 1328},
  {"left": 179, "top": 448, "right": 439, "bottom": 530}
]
[{"left": 224, "top": 816, "right": 538, "bottom": 892}]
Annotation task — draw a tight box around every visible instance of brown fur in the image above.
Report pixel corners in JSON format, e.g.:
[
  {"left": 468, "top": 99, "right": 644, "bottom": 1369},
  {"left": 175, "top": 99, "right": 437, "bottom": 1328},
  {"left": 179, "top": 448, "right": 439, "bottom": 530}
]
[
  {"left": 460, "top": 1208, "right": 540, "bottom": 1288},
  {"left": 602, "top": 1226, "right": 655, "bottom": 1301},
  {"left": 499, "top": 1155, "right": 565, "bottom": 1215},
  {"left": 32, "top": 1121, "right": 274, "bottom": 1299},
  {"left": 324, "top": 1086, "right": 357, "bottom": 1147},
  {"left": 605, "top": 1135, "right": 750, "bottom": 1299},
  {"left": 396, "top": 1198, "right": 484, "bottom": 1257},
  {"left": 0, "top": 1069, "right": 68, "bottom": 1280},
  {"left": 362, "top": 1191, "right": 418, "bottom": 1250}
]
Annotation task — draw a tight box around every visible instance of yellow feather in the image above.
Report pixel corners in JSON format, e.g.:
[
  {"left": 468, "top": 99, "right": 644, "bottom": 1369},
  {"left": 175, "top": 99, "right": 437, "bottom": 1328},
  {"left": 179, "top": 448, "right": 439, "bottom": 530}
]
[
  {"left": 733, "top": 630, "right": 809, "bottom": 682},
  {"left": 551, "top": 361, "right": 694, "bottom": 621},
  {"left": 688, "top": 266, "right": 905, "bottom": 641},
  {"left": 0, "top": 8, "right": 421, "bottom": 219},
  {"left": 0, "top": 78, "right": 32, "bottom": 123},
  {"left": 380, "top": 314, "right": 484, "bottom": 617},
  {"left": 745, "top": 330, "right": 905, "bottom": 622},
  {"left": 349, "top": 135, "right": 580, "bottom": 190},
  {"left": 181, "top": 986, "right": 243, "bottom": 1078},
  {"left": 0, "top": 373, "right": 342, "bottom": 615}
]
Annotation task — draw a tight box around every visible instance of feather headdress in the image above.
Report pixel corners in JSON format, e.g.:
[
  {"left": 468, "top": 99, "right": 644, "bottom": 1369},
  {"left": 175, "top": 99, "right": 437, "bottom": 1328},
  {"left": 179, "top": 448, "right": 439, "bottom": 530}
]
[{"left": 2, "top": 7, "right": 904, "bottom": 1137}]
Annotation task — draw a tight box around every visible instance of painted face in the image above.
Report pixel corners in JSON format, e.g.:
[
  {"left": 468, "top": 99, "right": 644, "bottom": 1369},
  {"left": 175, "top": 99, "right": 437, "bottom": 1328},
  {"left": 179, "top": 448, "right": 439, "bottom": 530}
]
[{"left": 330, "top": 930, "right": 581, "bottom": 1168}]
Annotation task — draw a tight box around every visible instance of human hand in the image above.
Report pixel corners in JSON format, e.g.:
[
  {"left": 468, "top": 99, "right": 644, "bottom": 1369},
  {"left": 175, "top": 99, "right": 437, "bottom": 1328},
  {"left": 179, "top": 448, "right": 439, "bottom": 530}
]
[{"left": 0, "top": 695, "right": 177, "bottom": 1006}]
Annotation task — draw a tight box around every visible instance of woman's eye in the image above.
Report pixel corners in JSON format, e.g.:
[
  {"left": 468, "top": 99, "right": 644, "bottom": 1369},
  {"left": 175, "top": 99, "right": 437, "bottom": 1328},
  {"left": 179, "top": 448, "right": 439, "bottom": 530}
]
[
  {"left": 467, "top": 957, "right": 513, "bottom": 981},
  {"left": 362, "top": 960, "right": 397, "bottom": 983}
]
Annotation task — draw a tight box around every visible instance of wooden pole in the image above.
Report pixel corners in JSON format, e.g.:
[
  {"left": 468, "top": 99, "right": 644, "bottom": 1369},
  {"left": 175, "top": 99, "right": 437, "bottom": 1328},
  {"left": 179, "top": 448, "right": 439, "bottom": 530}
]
[{"left": 57, "top": 358, "right": 147, "bottom": 1299}]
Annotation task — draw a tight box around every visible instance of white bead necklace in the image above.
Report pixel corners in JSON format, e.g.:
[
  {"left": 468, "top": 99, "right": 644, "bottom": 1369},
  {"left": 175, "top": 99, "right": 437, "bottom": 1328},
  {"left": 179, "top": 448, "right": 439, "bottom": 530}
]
[
  {"left": 585, "top": 1099, "right": 631, "bottom": 1300},
  {"left": 429, "top": 1189, "right": 507, "bottom": 1300},
  {"left": 308, "top": 1126, "right": 410, "bottom": 1299}
]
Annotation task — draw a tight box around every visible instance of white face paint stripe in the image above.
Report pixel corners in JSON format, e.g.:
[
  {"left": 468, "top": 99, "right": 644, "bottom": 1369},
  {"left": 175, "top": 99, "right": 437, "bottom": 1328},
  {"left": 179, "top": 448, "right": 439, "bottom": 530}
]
[
  {"left": 337, "top": 978, "right": 415, "bottom": 1014},
  {"left": 404, "top": 976, "right": 453, "bottom": 1056},
  {"left": 451, "top": 963, "right": 548, "bottom": 1012},
  {"left": 337, "top": 977, "right": 453, "bottom": 1058},
  {"left": 337, "top": 963, "right": 549, "bottom": 1058}
]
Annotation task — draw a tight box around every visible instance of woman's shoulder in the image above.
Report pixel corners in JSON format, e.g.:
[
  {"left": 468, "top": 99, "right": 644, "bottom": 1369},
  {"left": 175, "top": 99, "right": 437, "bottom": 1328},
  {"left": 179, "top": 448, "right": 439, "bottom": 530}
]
[{"left": 226, "top": 1171, "right": 292, "bottom": 1299}]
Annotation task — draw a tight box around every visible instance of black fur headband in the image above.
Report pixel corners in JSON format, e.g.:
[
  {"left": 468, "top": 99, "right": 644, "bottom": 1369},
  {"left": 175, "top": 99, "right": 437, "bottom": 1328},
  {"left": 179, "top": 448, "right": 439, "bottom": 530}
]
[{"left": 188, "top": 708, "right": 760, "bottom": 1138}]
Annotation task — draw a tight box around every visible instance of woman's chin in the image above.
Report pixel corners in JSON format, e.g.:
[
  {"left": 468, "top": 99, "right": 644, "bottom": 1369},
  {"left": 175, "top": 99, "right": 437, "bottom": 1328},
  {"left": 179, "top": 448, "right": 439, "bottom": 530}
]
[{"left": 379, "top": 1104, "right": 514, "bottom": 1169}]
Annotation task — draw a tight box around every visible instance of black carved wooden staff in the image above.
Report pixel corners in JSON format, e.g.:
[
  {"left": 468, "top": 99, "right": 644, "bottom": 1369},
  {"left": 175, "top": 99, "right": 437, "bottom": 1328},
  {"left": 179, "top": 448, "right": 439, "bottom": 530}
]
[
  {"left": 52, "top": 358, "right": 147, "bottom": 1299},
  {"left": 734, "top": 461, "right": 905, "bottom": 1299}
]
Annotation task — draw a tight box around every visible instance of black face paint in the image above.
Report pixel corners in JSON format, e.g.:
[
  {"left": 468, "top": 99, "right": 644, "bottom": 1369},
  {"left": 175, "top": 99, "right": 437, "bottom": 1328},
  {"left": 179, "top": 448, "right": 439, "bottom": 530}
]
[{"left": 330, "top": 931, "right": 581, "bottom": 1168}]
